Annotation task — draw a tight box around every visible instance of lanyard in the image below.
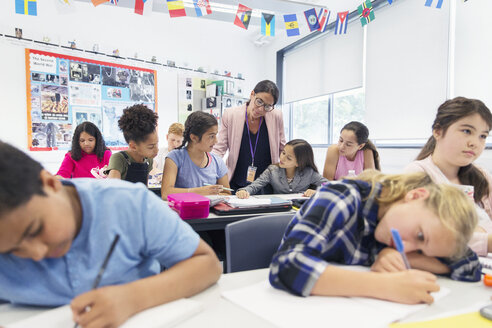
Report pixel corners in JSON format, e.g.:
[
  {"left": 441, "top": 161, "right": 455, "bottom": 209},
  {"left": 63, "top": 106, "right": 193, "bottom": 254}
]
[{"left": 245, "top": 108, "right": 263, "bottom": 166}]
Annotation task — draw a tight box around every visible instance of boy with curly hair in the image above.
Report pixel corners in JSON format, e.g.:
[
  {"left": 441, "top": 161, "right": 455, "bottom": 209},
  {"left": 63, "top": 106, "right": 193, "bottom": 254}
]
[{"left": 107, "top": 104, "right": 159, "bottom": 185}]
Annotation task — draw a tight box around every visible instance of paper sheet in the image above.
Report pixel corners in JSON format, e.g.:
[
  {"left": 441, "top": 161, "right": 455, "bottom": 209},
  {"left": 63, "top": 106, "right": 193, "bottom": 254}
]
[
  {"left": 222, "top": 280, "right": 449, "bottom": 328},
  {"left": 226, "top": 196, "right": 272, "bottom": 207},
  {"left": 390, "top": 311, "right": 492, "bottom": 327},
  {"left": 6, "top": 298, "right": 203, "bottom": 328}
]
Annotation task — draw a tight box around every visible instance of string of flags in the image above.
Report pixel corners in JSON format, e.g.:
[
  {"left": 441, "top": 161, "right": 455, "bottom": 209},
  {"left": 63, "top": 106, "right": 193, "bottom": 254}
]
[{"left": 15, "top": 0, "right": 473, "bottom": 38}]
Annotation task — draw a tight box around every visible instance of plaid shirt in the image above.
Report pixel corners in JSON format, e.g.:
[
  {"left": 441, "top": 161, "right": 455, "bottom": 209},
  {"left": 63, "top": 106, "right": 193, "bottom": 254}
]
[{"left": 269, "top": 179, "right": 482, "bottom": 297}]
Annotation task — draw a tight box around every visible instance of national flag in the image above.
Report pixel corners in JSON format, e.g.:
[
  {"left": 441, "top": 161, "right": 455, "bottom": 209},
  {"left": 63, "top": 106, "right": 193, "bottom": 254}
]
[
  {"left": 193, "top": 0, "right": 211, "bottom": 17},
  {"left": 425, "top": 0, "right": 443, "bottom": 8},
  {"left": 91, "top": 0, "right": 108, "bottom": 6},
  {"left": 284, "top": 14, "right": 300, "bottom": 37},
  {"left": 358, "top": 0, "right": 375, "bottom": 26},
  {"left": 317, "top": 8, "right": 331, "bottom": 32},
  {"left": 261, "top": 13, "right": 275, "bottom": 36},
  {"left": 167, "top": 0, "right": 186, "bottom": 17},
  {"left": 304, "top": 8, "right": 319, "bottom": 32},
  {"left": 134, "top": 0, "right": 148, "bottom": 15},
  {"left": 15, "top": 0, "right": 37, "bottom": 15},
  {"left": 109, "top": 0, "right": 118, "bottom": 4},
  {"left": 234, "top": 4, "right": 252, "bottom": 30},
  {"left": 334, "top": 11, "right": 349, "bottom": 35}
]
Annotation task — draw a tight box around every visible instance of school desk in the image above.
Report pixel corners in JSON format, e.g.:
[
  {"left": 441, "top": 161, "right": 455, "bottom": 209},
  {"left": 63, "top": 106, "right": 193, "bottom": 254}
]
[{"left": 1, "top": 268, "right": 491, "bottom": 328}]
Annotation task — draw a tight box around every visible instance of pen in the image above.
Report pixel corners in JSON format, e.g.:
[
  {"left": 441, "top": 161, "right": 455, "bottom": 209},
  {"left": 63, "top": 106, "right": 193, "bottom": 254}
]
[
  {"left": 390, "top": 229, "right": 411, "bottom": 270},
  {"left": 203, "top": 183, "right": 234, "bottom": 192},
  {"left": 73, "top": 234, "right": 120, "bottom": 328}
]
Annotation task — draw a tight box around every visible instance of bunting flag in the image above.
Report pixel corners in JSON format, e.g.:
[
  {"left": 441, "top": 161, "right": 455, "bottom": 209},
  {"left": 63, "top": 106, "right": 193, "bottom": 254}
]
[
  {"left": 304, "top": 8, "right": 320, "bottom": 32},
  {"left": 91, "top": 0, "right": 108, "bottom": 6},
  {"left": 109, "top": 0, "right": 118, "bottom": 4},
  {"left": 283, "top": 14, "right": 300, "bottom": 37},
  {"left": 261, "top": 13, "right": 275, "bottom": 36},
  {"left": 167, "top": 0, "right": 186, "bottom": 17},
  {"left": 388, "top": 0, "right": 393, "bottom": 3},
  {"left": 334, "top": 11, "right": 349, "bottom": 35},
  {"left": 425, "top": 0, "right": 443, "bottom": 8},
  {"left": 358, "top": 0, "right": 375, "bottom": 26},
  {"left": 317, "top": 8, "right": 331, "bottom": 32},
  {"left": 193, "top": 0, "right": 211, "bottom": 17},
  {"left": 15, "top": 0, "right": 37, "bottom": 15},
  {"left": 234, "top": 4, "right": 252, "bottom": 30}
]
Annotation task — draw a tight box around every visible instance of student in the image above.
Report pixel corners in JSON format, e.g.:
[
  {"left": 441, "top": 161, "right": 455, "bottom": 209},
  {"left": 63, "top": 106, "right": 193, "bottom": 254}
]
[
  {"left": 404, "top": 97, "right": 492, "bottom": 256},
  {"left": 56, "top": 121, "right": 111, "bottom": 179},
  {"left": 269, "top": 170, "right": 481, "bottom": 304},
  {"left": 161, "top": 111, "right": 230, "bottom": 199},
  {"left": 236, "top": 139, "right": 327, "bottom": 198},
  {"left": 107, "top": 104, "right": 159, "bottom": 185},
  {"left": 0, "top": 141, "right": 221, "bottom": 328},
  {"left": 152, "top": 122, "right": 185, "bottom": 173},
  {"left": 323, "top": 121, "right": 380, "bottom": 180}
]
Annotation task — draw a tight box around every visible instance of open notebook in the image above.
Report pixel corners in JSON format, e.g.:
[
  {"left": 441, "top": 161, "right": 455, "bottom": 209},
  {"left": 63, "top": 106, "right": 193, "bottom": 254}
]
[
  {"left": 5, "top": 298, "right": 203, "bottom": 328},
  {"left": 222, "top": 266, "right": 449, "bottom": 328}
]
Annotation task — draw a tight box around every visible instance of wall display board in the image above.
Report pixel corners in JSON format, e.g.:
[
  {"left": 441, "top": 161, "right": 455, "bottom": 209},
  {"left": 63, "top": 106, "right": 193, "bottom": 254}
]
[{"left": 25, "top": 49, "right": 157, "bottom": 150}]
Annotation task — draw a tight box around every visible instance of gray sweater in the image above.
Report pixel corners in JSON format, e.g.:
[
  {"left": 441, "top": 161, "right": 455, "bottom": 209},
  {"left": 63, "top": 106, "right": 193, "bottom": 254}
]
[{"left": 239, "top": 164, "right": 328, "bottom": 195}]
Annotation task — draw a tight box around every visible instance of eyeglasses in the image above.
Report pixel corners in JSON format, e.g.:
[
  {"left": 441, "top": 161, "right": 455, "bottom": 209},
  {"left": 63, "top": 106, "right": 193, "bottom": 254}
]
[{"left": 254, "top": 97, "right": 275, "bottom": 112}]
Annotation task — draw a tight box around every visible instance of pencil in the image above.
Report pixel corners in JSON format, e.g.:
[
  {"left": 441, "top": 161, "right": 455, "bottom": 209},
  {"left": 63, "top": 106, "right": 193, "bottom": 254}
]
[
  {"left": 73, "top": 234, "right": 120, "bottom": 328},
  {"left": 203, "top": 183, "right": 234, "bottom": 192}
]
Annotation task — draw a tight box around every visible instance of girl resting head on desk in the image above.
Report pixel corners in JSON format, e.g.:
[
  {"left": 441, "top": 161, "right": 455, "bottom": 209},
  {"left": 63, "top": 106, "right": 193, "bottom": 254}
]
[
  {"left": 270, "top": 170, "right": 481, "bottom": 305},
  {"left": 161, "top": 111, "right": 231, "bottom": 199},
  {"left": 236, "top": 139, "right": 327, "bottom": 199}
]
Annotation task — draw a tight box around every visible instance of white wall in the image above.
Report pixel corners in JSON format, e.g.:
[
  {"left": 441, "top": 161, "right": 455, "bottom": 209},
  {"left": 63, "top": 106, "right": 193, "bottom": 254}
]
[{"left": 0, "top": 1, "right": 270, "bottom": 173}]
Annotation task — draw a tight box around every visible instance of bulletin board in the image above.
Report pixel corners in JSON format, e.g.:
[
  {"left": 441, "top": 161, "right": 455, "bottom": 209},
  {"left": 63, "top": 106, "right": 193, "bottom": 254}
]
[{"left": 25, "top": 48, "right": 157, "bottom": 151}]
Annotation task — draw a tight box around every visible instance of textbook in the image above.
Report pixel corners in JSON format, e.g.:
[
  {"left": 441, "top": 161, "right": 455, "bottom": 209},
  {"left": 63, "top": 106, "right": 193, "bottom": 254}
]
[
  {"left": 6, "top": 298, "right": 203, "bottom": 328},
  {"left": 212, "top": 196, "right": 292, "bottom": 215}
]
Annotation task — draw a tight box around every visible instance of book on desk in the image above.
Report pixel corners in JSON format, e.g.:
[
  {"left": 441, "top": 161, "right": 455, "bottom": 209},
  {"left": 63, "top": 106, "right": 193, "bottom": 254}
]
[{"left": 211, "top": 196, "right": 292, "bottom": 215}]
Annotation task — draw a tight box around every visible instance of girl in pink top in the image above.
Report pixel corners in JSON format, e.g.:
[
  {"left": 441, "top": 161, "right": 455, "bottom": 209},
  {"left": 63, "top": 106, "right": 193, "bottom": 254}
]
[
  {"left": 56, "top": 121, "right": 111, "bottom": 178},
  {"left": 323, "top": 121, "right": 380, "bottom": 180},
  {"left": 405, "top": 97, "right": 492, "bottom": 256}
]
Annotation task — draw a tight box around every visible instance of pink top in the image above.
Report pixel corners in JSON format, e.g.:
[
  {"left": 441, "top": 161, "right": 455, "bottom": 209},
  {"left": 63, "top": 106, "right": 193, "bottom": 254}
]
[
  {"left": 334, "top": 150, "right": 364, "bottom": 180},
  {"left": 56, "top": 150, "right": 112, "bottom": 178},
  {"left": 405, "top": 156, "right": 492, "bottom": 256}
]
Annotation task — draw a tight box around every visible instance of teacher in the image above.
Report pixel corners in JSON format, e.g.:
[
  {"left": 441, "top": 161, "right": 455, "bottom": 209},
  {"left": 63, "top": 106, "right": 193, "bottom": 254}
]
[{"left": 213, "top": 80, "right": 286, "bottom": 191}]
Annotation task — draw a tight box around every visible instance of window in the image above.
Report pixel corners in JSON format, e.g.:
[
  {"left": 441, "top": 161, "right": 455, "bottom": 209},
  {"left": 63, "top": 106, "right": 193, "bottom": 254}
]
[
  {"left": 286, "top": 88, "right": 365, "bottom": 146},
  {"left": 291, "top": 95, "right": 329, "bottom": 144},
  {"left": 332, "top": 88, "right": 365, "bottom": 142}
]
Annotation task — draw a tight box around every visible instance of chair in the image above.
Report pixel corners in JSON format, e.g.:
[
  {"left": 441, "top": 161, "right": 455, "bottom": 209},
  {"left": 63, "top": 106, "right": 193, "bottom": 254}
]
[{"left": 225, "top": 213, "right": 295, "bottom": 273}]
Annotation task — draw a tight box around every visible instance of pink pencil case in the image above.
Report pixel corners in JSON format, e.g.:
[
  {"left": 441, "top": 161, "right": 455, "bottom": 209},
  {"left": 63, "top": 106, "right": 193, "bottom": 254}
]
[{"left": 167, "top": 193, "right": 210, "bottom": 220}]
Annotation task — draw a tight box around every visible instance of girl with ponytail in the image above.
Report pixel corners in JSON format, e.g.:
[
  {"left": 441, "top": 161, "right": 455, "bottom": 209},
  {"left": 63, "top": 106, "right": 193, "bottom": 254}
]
[
  {"left": 161, "top": 111, "right": 230, "bottom": 199},
  {"left": 323, "top": 121, "right": 380, "bottom": 180}
]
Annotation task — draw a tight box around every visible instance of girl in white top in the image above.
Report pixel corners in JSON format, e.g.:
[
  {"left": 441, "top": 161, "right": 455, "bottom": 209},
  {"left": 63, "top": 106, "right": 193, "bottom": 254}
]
[{"left": 404, "top": 97, "right": 492, "bottom": 256}]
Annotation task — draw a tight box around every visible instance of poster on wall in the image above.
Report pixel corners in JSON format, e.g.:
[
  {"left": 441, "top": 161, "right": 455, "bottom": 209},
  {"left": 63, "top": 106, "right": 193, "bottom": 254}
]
[{"left": 25, "top": 49, "right": 157, "bottom": 150}]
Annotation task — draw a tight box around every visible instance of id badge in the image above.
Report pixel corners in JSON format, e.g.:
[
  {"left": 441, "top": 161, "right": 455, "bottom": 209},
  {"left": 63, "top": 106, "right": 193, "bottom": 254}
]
[{"left": 246, "top": 165, "right": 257, "bottom": 183}]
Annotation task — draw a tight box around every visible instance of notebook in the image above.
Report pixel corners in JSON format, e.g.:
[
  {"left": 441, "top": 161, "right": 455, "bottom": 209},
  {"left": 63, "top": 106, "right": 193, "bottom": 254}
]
[
  {"left": 6, "top": 298, "right": 203, "bottom": 328},
  {"left": 212, "top": 197, "right": 292, "bottom": 215}
]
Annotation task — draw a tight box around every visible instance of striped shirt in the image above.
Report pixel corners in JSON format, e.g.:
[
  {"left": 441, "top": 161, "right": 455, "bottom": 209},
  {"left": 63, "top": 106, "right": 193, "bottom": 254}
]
[{"left": 269, "top": 179, "right": 482, "bottom": 296}]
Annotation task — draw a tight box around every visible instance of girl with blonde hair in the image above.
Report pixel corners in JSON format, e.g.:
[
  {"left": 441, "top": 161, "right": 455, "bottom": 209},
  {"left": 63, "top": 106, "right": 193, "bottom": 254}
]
[{"left": 270, "top": 170, "right": 480, "bottom": 304}]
